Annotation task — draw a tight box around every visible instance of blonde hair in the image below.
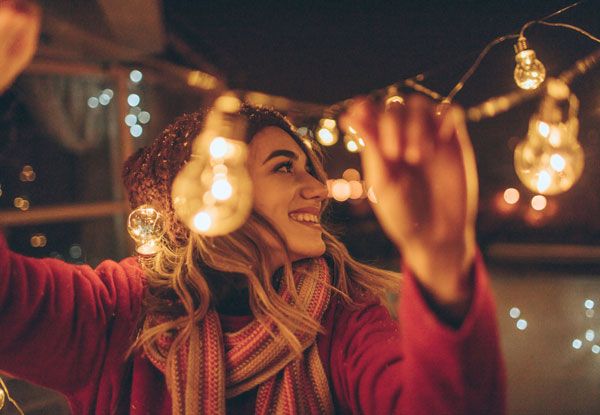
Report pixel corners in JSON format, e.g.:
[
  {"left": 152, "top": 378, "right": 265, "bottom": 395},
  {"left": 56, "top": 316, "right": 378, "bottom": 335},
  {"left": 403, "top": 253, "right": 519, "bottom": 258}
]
[{"left": 127, "top": 106, "right": 401, "bottom": 360}]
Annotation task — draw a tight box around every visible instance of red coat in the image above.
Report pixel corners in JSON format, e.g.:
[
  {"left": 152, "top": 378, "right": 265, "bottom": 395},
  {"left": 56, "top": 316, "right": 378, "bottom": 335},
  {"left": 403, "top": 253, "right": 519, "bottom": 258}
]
[{"left": 0, "top": 235, "right": 505, "bottom": 414}]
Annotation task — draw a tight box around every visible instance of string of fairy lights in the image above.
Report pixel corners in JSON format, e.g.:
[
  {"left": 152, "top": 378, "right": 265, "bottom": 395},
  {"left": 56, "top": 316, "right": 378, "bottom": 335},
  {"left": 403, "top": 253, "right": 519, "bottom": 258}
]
[
  {"left": 0, "top": 3, "right": 599, "bottom": 413},
  {"left": 124, "top": 0, "right": 600, "bottom": 246}
]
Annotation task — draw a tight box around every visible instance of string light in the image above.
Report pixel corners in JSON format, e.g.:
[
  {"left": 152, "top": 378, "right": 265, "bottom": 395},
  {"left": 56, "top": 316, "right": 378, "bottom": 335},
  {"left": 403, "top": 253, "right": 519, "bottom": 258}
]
[
  {"left": 344, "top": 126, "right": 366, "bottom": 153},
  {"left": 316, "top": 118, "right": 339, "bottom": 146},
  {"left": 503, "top": 188, "right": 520, "bottom": 205},
  {"left": 513, "top": 37, "right": 546, "bottom": 90},
  {"left": 330, "top": 179, "right": 351, "bottom": 202},
  {"left": 514, "top": 78, "right": 584, "bottom": 195},
  {"left": 172, "top": 93, "right": 252, "bottom": 236},
  {"left": 530, "top": 195, "right": 547, "bottom": 211},
  {"left": 127, "top": 205, "right": 166, "bottom": 255},
  {"left": 129, "top": 69, "right": 143, "bottom": 83}
]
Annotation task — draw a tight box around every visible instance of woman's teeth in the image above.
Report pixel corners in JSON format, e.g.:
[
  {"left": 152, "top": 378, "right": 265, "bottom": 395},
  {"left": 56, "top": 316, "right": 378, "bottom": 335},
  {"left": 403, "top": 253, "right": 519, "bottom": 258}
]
[{"left": 289, "top": 213, "right": 320, "bottom": 224}]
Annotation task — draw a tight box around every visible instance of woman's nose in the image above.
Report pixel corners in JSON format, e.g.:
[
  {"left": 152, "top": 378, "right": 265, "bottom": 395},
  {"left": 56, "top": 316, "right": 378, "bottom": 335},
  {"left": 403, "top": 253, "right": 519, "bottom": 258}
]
[{"left": 300, "top": 176, "right": 328, "bottom": 201}]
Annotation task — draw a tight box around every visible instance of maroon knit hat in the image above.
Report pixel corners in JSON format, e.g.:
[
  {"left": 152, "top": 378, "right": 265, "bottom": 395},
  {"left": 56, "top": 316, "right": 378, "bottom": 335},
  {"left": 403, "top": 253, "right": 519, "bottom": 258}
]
[{"left": 122, "top": 104, "right": 303, "bottom": 248}]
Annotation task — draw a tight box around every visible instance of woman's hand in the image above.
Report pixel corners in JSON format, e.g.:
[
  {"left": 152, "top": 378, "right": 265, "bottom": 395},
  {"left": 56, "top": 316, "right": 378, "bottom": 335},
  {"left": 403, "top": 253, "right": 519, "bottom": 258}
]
[
  {"left": 0, "top": 0, "right": 40, "bottom": 94},
  {"left": 340, "top": 95, "right": 478, "bottom": 314}
]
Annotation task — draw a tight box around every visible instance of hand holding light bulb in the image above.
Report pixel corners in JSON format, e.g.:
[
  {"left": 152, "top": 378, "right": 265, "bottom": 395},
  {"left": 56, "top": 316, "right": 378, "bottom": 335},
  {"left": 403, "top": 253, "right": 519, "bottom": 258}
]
[{"left": 340, "top": 95, "right": 478, "bottom": 316}]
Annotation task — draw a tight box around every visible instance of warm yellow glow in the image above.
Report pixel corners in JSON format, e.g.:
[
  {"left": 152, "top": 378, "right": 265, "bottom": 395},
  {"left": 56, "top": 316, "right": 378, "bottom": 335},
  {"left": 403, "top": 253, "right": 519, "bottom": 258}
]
[
  {"left": 127, "top": 205, "right": 166, "bottom": 249},
  {"left": 537, "top": 121, "right": 550, "bottom": 138},
  {"left": 349, "top": 180, "right": 363, "bottom": 199},
  {"left": 342, "top": 168, "right": 361, "bottom": 181},
  {"left": 358, "top": 137, "right": 365, "bottom": 147},
  {"left": 193, "top": 211, "right": 212, "bottom": 232},
  {"left": 503, "top": 188, "right": 520, "bottom": 205},
  {"left": 536, "top": 171, "right": 552, "bottom": 193},
  {"left": 322, "top": 118, "right": 336, "bottom": 129},
  {"left": 514, "top": 49, "right": 546, "bottom": 90},
  {"left": 550, "top": 154, "right": 566, "bottom": 172},
  {"left": 367, "top": 186, "right": 378, "bottom": 204},
  {"left": 187, "top": 70, "right": 219, "bottom": 90},
  {"left": 346, "top": 140, "right": 359, "bottom": 153},
  {"left": 30, "top": 234, "right": 47, "bottom": 248},
  {"left": 317, "top": 127, "right": 336, "bottom": 146},
  {"left": 210, "top": 137, "right": 229, "bottom": 158},
  {"left": 531, "top": 195, "right": 547, "bottom": 211},
  {"left": 514, "top": 93, "right": 584, "bottom": 196},
  {"left": 211, "top": 178, "right": 233, "bottom": 200},
  {"left": 331, "top": 179, "right": 351, "bottom": 202},
  {"left": 136, "top": 240, "right": 160, "bottom": 255},
  {"left": 302, "top": 138, "right": 313, "bottom": 149},
  {"left": 385, "top": 95, "right": 405, "bottom": 106}
]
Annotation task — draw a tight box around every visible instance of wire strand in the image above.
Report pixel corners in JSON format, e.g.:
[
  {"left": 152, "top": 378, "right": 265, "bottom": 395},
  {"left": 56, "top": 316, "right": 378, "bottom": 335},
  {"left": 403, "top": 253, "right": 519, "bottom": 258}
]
[
  {"left": 519, "top": 1, "right": 583, "bottom": 38},
  {"left": 536, "top": 21, "right": 600, "bottom": 43},
  {"left": 446, "top": 1, "right": 586, "bottom": 103},
  {"left": 444, "top": 34, "right": 519, "bottom": 103}
]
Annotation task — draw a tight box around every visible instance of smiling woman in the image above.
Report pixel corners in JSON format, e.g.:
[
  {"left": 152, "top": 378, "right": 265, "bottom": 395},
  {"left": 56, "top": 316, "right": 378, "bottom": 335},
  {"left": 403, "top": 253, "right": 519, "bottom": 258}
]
[{"left": 0, "top": 12, "right": 506, "bottom": 407}]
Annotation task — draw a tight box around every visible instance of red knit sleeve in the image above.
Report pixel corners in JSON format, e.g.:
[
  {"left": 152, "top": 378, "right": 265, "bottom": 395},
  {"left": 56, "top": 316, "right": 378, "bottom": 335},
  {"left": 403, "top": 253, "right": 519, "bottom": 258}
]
[
  {"left": 326, "top": 251, "right": 506, "bottom": 415},
  {"left": 0, "top": 234, "right": 145, "bottom": 394}
]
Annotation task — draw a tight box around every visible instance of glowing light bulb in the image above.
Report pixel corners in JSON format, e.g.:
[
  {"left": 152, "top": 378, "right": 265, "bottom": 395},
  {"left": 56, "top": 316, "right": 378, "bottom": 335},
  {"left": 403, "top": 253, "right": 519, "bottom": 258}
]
[
  {"left": 331, "top": 179, "right": 351, "bottom": 202},
  {"left": 344, "top": 127, "right": 366, "bottom": 153},
  {"left": 503, "top": 188, "right": 520, "bottom": 205},
  {"left": 514, "top": 79, "right": 584, "bottom": 195},
  {"left": 172, "top": 94, "right": 252, "bottom": 236},
  {"left": 531, "top": 195, "right": 547, "bottom": 211},
  {"left": 127, "top": 205, "right": 166, "bottom": 255},
  {"left": 316, "top": 118, "right": 339, "bottom": 146},
  {"left": 514, "top": 38, "right": 546, "bottom": 90}
]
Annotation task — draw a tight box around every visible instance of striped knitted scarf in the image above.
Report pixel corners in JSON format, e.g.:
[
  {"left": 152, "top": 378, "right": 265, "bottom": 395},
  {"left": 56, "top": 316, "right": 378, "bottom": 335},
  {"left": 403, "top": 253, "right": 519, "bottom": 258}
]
[{"left": 143, "top": 257, "right": 334, "bottom": 414}]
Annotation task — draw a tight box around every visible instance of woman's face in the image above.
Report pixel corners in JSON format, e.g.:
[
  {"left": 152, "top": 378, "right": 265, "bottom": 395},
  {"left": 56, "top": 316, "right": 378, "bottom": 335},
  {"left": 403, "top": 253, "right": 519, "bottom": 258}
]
[{"left": 247, "top": 126, "right": 328, "bottom": 267}]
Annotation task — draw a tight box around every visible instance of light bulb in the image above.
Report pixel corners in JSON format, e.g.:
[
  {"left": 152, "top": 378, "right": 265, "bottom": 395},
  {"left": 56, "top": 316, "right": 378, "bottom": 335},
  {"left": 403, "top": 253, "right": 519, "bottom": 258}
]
[
  {"left": 344, "top": 126, "right": 366, "bottom": 153},
  {"left": 514, "top": 37, "right": 546, "bottom": 90},
  {"left": 316, "top": 118, "right": 339, "bottom": 146},
  {"left": 171, "top": 94, "right": 253, "bottom": 236},
  {"left": 514, "top": 79, "right": 584, "bottom": 195},
  {"left": 127, "top": 205, "right": 166, "bottom": 255}
]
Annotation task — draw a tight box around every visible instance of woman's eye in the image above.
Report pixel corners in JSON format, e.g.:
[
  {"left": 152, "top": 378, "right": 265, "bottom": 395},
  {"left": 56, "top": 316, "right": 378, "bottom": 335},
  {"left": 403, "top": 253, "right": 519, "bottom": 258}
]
[{"left": 274, "top": 160, "right": 293, "bottom": 173}]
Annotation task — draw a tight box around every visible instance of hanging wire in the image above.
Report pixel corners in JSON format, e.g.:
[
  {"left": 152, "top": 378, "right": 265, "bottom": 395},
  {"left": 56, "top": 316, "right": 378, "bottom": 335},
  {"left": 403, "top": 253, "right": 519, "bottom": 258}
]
[
  {"left": 444, "top": 33, "right": 520, "bottom": 103},
  {"left": 0, "top": 377, "right": 25, "bottom": 415},
  {"left": 536, "top": 21, "right": 600, "bottom": 43},
  {"left": 466, "top": 46, "right": 600, "bottom": 122},
  {"left": 445, "top": 0, "right": 585, "bottom": 103},
  {"left": 519, "top": 0, "right": 584, "bottom": 38}
]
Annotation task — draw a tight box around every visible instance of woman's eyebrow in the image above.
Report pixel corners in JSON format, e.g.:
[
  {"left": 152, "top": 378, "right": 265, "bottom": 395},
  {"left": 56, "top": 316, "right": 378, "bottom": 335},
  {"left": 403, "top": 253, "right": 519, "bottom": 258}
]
[{"left": 262, "top": 149, "right": 299, "bottom": 165}]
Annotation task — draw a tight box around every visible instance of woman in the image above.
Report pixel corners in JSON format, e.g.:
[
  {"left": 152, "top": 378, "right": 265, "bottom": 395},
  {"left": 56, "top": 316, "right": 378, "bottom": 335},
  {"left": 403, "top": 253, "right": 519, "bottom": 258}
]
[{"left": 0, "top": 2, "right": 505, "bottom": 414}]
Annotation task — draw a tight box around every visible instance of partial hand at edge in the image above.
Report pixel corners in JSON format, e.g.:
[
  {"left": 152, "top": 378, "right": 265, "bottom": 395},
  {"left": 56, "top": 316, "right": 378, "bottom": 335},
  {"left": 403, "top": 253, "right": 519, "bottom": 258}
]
[{"left": 339, "top": 95, "right": 479, "bottom": 318}]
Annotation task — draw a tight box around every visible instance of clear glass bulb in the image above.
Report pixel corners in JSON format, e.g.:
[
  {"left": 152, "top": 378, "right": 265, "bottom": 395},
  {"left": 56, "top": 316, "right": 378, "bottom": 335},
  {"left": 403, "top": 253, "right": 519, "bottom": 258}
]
[
  {"left": 514, "top": 49, "right": 546, "bottom": 90},
  {"left": 171, "top": 94, "right": 253, "bottom": 236},
  {"left": 514, "top": 80, "right": 584, "bottom": 195},
  {"left": 127, "top": 205, "right": 166, "bottom": 255},
  {"left": 316, "top": 118, "right": 339, "bottom": 146}
]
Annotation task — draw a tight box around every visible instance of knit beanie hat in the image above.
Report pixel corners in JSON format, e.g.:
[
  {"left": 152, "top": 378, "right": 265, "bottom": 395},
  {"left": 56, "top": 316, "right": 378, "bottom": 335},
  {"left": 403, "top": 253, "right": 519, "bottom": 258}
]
[{"left": 122, "top": 104, "right": 302, "bottom": 248}]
